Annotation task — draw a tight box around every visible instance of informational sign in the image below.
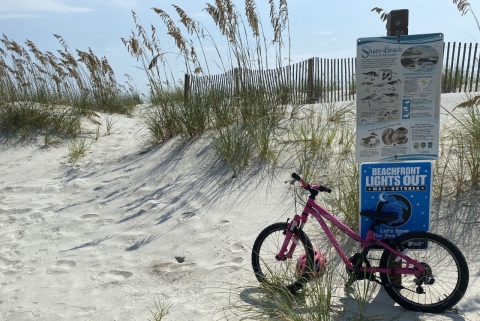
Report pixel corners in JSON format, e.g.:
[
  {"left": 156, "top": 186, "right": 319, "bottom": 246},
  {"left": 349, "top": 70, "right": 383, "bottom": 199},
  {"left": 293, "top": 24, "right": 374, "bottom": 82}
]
[
  {"left": 359, "top": 161, "right": 432, "bottom": 241},
  {"left": 356, "top": 33, "right": 444, "bottom": 162}
]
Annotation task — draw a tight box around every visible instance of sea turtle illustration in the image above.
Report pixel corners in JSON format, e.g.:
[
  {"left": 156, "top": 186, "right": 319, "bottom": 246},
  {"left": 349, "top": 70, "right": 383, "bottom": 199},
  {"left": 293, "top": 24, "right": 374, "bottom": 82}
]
[{"left": 382, "top": 196, "right": 408, "bottom": 225}]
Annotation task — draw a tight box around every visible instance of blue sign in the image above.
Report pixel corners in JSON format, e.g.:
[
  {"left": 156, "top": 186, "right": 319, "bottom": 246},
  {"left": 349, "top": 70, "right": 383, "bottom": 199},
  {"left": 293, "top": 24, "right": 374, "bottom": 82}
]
[{"left": 359, "top": 161, "right": 432, "bottom": 240}]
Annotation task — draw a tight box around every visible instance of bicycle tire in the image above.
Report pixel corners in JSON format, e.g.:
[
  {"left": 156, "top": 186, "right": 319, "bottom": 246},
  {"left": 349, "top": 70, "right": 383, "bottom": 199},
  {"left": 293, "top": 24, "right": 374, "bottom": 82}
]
[
  {"left": 379, "top": 231, "right": 469, "bottom": 313},
  {"left": 251, "top": 222, "right": 314, "bottom": 293}
]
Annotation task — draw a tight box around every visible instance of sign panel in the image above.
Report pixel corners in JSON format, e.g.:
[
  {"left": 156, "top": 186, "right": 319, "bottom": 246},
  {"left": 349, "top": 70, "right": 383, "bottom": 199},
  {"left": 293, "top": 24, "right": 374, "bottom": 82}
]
[
  {"left": 359, "top": 161, "right": 432, "bottom": 240},
  {"left": 356, "top": 33, "right": 444, "bottom": 162}
]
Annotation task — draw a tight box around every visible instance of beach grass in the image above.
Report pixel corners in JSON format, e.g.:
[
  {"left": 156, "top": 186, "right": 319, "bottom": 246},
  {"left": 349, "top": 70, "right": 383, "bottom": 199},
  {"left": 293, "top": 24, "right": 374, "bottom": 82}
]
[
  {"left": 148, "top": 299, "right": 172, "bottom": 321},
  {"left": 67, "top": 138, "right": 91, "bottom": 164},
  {"left": 0, "top": 35, "right": 141, "bottom": 143},
  {"left": 3, "top": 0, "right": 480, "bottom": 319}
]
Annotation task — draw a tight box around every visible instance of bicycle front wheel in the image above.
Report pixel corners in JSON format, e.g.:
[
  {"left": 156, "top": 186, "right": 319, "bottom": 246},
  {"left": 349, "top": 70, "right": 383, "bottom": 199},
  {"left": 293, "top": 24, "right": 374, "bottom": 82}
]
[
  {"left": 379, "top": 231, "right": 469, "bottom": 313},
  {"left": 251, "top": 222, "right": 314, "bottom": 293}
]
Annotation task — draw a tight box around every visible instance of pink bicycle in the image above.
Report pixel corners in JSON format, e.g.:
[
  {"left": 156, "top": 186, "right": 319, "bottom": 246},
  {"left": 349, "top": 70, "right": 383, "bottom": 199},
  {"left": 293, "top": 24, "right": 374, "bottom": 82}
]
[{"left": 251, "top": 173, "right": 469, "bottom": 313}]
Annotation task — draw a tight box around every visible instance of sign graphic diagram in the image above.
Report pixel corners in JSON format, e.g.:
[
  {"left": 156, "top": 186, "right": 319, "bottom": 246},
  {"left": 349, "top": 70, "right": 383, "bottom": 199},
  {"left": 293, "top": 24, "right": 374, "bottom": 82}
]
[{"left": 356, "top": 33, "right": 444, "bottom": 162}]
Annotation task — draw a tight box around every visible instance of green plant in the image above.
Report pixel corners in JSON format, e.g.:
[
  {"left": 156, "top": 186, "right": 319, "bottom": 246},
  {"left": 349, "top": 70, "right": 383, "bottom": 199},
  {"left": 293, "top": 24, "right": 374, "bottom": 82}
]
[
  {"left": 0, "top": 34, "right": 138, "bottom": 143},
  {"left": 338, "top": 125, "right": 355, "bottom": 154},
  {"left": 148, "top": 299, "right": 172, "bottom": 321},
  {"left": 0, "top": 102, "right": 81, "bottom": 141},
  {"left": 43, "top": 131, "right": 61, "bottom": 147},
  {"left": 123, "top": 0, "right": 291, "bottom": 155},
  {"left": 326, "top": 153, "right": 359, "bottom": 230},
  {"left": 141, "top": 103, "right": 182, "bottom": 145},
  {"left": 67, "top": 138, "right": 91, "bottom": 164},
  {"left": 211, "top": 125, "right": 252, "bottom": 176},
  {"left": 288, "top": 105, "right": 343, "bottom": 183},
  {"left": 105, "top": 116, "right": 117, "bottom": 136}
]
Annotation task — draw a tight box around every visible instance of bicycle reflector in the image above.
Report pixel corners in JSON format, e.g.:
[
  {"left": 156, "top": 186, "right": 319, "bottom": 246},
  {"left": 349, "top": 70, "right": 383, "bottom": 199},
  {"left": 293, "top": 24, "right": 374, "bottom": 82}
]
[{"left": 296, "top": 248, "right": 327, "bottom": 279}]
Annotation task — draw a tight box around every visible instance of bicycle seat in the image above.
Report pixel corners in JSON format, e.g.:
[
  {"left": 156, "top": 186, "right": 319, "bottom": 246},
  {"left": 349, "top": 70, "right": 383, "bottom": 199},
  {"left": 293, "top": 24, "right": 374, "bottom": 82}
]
[{"left": 360, "top": 211, "right": 398, "bottom": 223}]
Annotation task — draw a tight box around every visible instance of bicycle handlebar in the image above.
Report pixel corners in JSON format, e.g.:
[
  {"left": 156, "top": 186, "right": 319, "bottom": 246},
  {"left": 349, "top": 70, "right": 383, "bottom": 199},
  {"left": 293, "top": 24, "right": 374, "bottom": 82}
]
[{"left": 291, "top": 173, "right": 332, "bottom": 193}]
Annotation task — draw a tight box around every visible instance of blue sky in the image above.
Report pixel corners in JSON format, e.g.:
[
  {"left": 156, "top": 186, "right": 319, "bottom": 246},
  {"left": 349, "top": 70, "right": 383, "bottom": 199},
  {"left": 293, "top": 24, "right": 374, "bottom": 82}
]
[{"left": 1, "top": 0, "right": 478, "bottom": 94}]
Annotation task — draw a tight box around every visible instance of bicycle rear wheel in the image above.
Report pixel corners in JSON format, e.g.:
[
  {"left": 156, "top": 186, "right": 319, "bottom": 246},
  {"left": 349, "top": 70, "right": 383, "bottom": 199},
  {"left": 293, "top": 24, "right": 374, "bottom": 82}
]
[
  {"left": 379, "top": 231, "right": 469, "bottom": 313},
  {"left": 251, "top": 222, "right": 314, "bottom": 293}
]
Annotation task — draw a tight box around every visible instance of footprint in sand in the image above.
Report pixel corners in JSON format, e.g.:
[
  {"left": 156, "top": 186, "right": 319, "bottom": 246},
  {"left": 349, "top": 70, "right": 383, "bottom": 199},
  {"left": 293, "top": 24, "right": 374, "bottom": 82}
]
[
  {"left": 0, "top": 256, "right": 14, "bottom": 268},
  {"left": 29, "top": 212, "right": 45, "bottom": 224},
  {"left": 232, "top": 257, "right": 244, "bottom": 264},
  {"left": 230, "top": 242, "right": 246, "bottom": 252},
  {"left": 215, "top": 220, "right": 231, "bottom": 232},
  {"left": 213, "top": 257, "right": 244, "bottom": 269},
  {"left": 80, "top": 214, "right": 98, "bottom": 219},
  {"left": 46, "top": 260, "right": 76, "bottom": 274},
  {"left": 93, "top": 270, "right": 133, "bottom": 284},
  {"left": 106, "top": 270, "right": 133, "bottom": 280},
  {"left": 150, "top": 260, "right": 198, "bottom": 282}
]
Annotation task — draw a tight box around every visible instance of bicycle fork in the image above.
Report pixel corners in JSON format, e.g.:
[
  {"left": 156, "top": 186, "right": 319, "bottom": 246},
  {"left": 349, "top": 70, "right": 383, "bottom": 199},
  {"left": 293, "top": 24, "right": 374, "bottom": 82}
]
[{"left": 275, "top": 215, "right": 304, "bottom": 261}]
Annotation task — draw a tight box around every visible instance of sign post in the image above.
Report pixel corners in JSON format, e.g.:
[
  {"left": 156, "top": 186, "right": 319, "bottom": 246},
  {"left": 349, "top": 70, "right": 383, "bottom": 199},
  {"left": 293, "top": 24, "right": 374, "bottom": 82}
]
[{"left": 356, "top": 11, "right": 443, "bottom": 255}]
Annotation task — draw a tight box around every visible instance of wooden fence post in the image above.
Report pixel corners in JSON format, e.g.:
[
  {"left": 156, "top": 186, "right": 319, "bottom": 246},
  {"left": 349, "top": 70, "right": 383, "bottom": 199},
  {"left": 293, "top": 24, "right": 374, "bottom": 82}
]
[
  {"left": 307, "top": 58, "right": 314, "bottom": 103},
  {"left": 184, "top": 73, "right": 190, "bottom": 102},
  {"left": 234, "top": 67, "right": 239, "bottom": 97}
]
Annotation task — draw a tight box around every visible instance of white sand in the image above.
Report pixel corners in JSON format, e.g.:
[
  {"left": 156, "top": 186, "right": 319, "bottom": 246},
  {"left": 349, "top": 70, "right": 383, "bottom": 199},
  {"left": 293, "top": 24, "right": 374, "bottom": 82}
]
[{"left": 0, "top": 93, "right": 479, "bottom": 320}]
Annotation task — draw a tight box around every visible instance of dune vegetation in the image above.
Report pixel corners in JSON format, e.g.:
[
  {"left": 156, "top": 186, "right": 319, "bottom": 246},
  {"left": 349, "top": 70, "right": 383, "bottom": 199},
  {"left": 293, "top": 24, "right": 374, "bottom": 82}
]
[{"left": 2, "top": 0, "right": 480, "bottom": 319}]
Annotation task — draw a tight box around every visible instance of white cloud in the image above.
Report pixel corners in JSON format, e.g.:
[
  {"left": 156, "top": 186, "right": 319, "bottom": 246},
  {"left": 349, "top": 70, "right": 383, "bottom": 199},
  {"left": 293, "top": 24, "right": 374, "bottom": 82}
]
[
  {"left": 100, "top": 0, "right": 139, "bottom": 9},
  {"left": 329, "top": 38, "right": 340, "bottom": 42},
  {"left": 312, "top": 31, "right": 332, "bottom": 36},
  {"left": 0, "top": 0, "right": 92, "bottom": 14},
  {"left": 0, "top": 13, "right": 39, "bottom": 19}
]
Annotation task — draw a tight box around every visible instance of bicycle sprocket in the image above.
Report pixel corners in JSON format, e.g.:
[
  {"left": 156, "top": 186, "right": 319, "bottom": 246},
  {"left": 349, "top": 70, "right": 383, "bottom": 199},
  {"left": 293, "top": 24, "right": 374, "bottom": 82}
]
[{"left": 346, "top": 253, "right": 375, "bottom": 281}]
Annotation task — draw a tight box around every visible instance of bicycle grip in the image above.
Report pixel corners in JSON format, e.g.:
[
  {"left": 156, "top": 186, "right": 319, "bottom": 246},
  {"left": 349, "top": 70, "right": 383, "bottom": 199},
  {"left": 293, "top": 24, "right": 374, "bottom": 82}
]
[
  {"left": 291, "top": 173, "right": 301, "bottom": 181},
  {"left": 319, "top": 185, "right": 332, "bottom": 193}
]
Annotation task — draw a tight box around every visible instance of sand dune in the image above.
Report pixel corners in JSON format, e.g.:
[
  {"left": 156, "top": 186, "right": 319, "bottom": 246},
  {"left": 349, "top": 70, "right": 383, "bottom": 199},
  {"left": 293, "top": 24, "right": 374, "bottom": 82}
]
[{"left": 1, "top": 94, "right": 479, "bottom": 320}]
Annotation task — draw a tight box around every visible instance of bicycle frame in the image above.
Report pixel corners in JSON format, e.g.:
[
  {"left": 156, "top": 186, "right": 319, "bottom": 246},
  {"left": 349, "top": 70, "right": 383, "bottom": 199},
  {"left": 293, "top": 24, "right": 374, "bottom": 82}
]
[{"left": 276, "top": 195, "right": 426, "bottom": 275}]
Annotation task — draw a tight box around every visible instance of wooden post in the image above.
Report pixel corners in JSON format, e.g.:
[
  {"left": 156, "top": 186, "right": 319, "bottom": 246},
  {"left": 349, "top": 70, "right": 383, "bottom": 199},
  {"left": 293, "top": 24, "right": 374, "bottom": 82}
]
[
  {"left": 307, "top": 58, "right": 314, "bottom": 103},
  {"left": 448, "top": 42, "right": 457, "bottom": 93},
  {"left": 234, "top": 67, "right": 239, "bottom": 97},
  {"left": 386, "top": 10, "right": 408, "bottom": 285},
  {"left": 465, "top": 43, "right": 473, "bottom": 92},
  {"left": 386, "top": 9, "right": 409, "bottom": 36},
  {"left": 443, "top": 42, "right": 451, "bottom": 93},
  {"left": 469, "top": 44, "right": 478, "bottom": 92},
  {"left": 184, "top": 74, "right": 190, "bottom": 102},
  {"left": 454, "top": 43, "right": 462, "bottom": 92}
]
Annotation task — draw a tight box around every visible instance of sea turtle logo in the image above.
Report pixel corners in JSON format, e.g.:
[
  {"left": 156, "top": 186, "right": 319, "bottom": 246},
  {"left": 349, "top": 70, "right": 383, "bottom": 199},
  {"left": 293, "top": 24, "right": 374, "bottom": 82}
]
[{"left": 376, "top": 193, "right": 412, "bottom": 227}]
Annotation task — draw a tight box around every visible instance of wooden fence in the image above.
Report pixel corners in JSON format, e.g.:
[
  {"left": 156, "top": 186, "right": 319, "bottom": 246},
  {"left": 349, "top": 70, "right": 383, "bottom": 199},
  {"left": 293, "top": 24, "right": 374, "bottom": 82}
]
[
  {"left": 185, "top": 42, "right": 480, "bottom": 104},
  {"left": 443, "top": 42, "right": 480, "bottom": 93}
]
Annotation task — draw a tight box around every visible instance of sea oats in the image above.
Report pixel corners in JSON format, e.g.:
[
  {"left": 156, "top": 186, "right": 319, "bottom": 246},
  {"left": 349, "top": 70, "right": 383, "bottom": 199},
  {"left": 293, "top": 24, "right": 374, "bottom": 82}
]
[
  {"left": 245, "top": 0, "right": 259, "bottom": 37},
  {"left": 172, "top": 5, "right": 197, "bottom": 35},
  {"left": 152, "top": 8, "right": 188, "bottom": 58},
  {"left": 454, "top": 0, "right": 471, "bottom": 15}
]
